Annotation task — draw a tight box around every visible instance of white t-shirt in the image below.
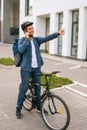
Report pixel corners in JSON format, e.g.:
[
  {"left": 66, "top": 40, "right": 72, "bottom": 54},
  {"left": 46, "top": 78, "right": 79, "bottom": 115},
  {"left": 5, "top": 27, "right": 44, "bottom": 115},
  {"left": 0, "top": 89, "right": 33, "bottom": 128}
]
[{"left": 31, "top": 40, "right": 38, "bottom": 68}]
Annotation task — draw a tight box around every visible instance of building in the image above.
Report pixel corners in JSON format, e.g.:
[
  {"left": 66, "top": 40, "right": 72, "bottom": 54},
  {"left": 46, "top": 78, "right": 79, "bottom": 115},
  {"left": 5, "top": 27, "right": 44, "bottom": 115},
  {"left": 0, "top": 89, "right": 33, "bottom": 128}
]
[
  {"left": 0, "top": 0, "right": 19, "bottom": 43},
  {"left": 1, "top": 0, "right": 87, "bottom": 60}
]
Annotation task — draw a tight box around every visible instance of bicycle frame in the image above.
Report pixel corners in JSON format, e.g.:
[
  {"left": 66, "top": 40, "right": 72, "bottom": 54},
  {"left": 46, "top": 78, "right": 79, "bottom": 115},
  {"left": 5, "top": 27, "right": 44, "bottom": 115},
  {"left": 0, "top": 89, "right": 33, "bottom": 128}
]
[{"left": 23, "top": 71, "right": 70, "bottom": 130}]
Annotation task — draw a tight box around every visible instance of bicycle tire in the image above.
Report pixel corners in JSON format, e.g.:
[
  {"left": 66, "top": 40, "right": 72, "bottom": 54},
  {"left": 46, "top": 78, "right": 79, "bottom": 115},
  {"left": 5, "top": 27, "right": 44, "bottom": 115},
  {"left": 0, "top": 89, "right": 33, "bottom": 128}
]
[
  {"left": 41, "top": 94, "right": 70, "bottom": 130},
  {"left": 23, "top": 89, "right": 33, "bottom": 111}
]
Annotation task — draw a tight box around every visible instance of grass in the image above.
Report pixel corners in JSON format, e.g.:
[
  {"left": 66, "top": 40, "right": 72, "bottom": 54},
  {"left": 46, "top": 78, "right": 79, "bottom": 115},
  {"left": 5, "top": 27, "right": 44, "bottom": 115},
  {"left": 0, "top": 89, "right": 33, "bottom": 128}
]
[
  {"left": 41, "top": 74, "right": 73, "bottom": 89},
  {"left": 0, "top": 57, "right": 15, "bottom": 66}
]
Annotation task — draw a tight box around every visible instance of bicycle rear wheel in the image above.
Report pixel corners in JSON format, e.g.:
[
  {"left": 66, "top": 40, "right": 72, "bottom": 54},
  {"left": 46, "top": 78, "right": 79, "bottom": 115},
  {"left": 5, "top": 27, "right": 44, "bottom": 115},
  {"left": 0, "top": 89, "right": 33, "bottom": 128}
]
[
  {"left": 41, "top": 94, "right": 70, "bottom": 130},
  {"left": 23, "top": 89, "right": 33, "bottom": 111}
]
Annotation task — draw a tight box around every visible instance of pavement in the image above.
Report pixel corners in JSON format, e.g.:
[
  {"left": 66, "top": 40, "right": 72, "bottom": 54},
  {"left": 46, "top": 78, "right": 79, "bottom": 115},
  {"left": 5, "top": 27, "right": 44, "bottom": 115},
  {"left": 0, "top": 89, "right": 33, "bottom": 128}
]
[{"left": 0, "top": 43, "right": 87, "bottom": 130}]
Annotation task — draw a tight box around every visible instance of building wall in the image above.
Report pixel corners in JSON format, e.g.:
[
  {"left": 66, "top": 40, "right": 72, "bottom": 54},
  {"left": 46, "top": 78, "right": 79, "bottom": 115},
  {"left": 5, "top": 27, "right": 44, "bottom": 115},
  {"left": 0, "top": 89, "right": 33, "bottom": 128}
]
[
  {"left": 0, "top": 0, "right": 19, "bottom": 43},
  {"left": 33, "top": 0, "right": 87, "bottom": 15},
  {"left": 10, "top": 0, "right": 19, "bottom": 43},
  {"left": 0, "top": 0, "right": 1, "bottom": 20},
  {"left": 0, "top": 21, "right": 1, "bottom": 41},
  {"left": 0, "top": 0, "right": 1, "bottom": 41},
  {"left": 19, "top": 0, "right": 33, "bottom": 37},
  {"left": 20, "top": 0, "right": 87, "bottom": 60},
  {"left": 0, "top": 0, "right": 10, "bottom": 43}
]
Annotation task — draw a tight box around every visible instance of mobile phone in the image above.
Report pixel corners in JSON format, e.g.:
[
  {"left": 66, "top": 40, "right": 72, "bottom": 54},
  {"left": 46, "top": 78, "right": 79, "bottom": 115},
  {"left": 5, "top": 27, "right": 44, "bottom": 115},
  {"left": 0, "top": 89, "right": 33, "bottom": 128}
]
[{"left": 29, "top": 35, "right": 33, "bottom": 38}]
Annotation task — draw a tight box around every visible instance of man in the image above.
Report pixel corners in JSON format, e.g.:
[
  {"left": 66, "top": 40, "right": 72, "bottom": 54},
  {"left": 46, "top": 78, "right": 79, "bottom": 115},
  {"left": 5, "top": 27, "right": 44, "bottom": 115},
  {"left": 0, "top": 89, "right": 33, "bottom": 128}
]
[{"left": 16, "top": 21, "right": 65, "bottom": 118}]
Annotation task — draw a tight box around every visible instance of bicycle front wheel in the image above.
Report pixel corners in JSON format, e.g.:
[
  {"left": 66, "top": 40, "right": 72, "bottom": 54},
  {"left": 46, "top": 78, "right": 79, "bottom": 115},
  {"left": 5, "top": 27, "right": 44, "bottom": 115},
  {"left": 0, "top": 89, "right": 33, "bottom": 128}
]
[{"left": 41, "top": 94, "right": 70, "bottom": 130}]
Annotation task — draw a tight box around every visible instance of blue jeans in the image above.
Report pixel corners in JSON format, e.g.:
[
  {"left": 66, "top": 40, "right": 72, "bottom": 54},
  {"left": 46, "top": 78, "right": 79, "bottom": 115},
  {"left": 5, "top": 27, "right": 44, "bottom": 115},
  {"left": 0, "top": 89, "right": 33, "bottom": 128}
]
[{"left": 17, "top": 67, "right": 41, "bottom": 109}]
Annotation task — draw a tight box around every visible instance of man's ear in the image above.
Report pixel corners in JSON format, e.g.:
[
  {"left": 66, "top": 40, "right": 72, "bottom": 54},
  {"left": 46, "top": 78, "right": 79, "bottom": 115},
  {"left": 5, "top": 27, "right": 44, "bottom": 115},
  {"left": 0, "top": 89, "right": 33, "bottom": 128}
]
[{"left": 24, "top": 28, "right": 27, "bottom": 32}]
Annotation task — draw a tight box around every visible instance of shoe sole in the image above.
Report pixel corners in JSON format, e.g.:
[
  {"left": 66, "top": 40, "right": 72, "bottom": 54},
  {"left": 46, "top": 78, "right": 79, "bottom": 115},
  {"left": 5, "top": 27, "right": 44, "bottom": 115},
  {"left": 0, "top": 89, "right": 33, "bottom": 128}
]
[
  {"left": 16, "top": 116, "right": 21, "bottom": 119},
  {"left": 35, "top": 109, "right": 41, "bottom": 113}
]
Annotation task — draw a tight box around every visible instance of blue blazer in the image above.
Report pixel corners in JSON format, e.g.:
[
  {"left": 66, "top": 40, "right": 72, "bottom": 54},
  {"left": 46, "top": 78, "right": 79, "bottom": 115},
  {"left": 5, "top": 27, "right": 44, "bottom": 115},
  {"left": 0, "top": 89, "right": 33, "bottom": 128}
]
[{"left": 18, "top": 32, "right": 59, "bottom": 71}]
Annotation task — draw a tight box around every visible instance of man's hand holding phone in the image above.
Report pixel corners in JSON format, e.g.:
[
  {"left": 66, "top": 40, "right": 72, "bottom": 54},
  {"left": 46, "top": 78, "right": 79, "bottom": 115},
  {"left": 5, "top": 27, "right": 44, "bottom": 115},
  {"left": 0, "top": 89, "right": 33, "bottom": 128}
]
[
  {"left": 25, "top": 32, "right": 30, "bottom": 38},
  {"left": 25, "top": 32, "right": 33, "bottom": 40}
]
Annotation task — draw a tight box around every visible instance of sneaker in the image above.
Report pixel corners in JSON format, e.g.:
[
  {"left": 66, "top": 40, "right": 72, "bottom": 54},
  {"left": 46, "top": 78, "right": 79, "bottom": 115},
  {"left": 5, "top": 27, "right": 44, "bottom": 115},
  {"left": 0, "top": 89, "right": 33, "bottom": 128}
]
[
  {"left": 16, "top": 107, "right": 21, "bottom": 119},
  {"left": 36, "top": 107, "right": 41, "bottom": 113}
]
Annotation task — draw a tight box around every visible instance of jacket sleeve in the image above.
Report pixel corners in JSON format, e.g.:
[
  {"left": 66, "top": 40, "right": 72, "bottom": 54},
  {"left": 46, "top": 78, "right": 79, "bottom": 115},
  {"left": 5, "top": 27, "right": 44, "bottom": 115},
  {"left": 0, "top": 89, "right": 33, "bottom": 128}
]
[
  {"left": 18, "top": 38, "right": 30, "bottom": 54},
  {"left": 36, "top": 32, "right": 59, "bottom": 45}
]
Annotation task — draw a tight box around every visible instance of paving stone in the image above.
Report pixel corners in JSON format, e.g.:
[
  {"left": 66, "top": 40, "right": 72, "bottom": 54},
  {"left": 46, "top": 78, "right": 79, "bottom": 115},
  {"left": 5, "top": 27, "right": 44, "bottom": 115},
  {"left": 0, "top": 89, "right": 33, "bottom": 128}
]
[{"left": 0, "top": 43, "right": 87, "bottom": 130}]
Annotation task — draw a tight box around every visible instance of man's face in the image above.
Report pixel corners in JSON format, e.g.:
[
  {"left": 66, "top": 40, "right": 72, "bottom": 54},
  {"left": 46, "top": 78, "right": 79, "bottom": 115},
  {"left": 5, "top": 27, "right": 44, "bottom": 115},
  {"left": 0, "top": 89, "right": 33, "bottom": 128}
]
[{"left": 25, "top": 25, "right": 34, "bottom": 37}]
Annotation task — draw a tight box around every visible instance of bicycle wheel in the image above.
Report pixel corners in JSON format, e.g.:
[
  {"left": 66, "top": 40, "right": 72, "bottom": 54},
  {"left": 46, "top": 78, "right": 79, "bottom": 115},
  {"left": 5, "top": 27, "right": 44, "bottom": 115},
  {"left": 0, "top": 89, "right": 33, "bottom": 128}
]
[
  {"left": 41, "top": 94, "right": 70, "bottom": 130},
  {"left": 23, "top": 89, "right": 33, "bottom": 111}
]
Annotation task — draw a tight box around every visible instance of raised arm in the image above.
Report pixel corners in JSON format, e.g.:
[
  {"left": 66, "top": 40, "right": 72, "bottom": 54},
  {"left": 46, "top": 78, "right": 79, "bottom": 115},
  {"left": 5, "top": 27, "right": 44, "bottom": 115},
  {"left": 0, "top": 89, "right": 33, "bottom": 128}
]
[{"left": 36, "top": 29, "right": 65, "bottom": 45}]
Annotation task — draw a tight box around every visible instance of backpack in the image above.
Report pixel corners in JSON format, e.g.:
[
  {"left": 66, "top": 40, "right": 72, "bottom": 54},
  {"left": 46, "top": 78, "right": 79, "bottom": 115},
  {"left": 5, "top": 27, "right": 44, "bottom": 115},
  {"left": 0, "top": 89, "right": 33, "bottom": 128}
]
[{"left": 12, "top": 38, "right": 22, "bottom": 67}]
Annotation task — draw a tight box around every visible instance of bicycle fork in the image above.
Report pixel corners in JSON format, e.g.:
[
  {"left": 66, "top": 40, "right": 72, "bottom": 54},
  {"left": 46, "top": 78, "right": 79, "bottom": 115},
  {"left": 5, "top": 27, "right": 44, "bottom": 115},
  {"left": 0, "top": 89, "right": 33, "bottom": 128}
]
[{"left": 48, "top": 96, "right": 59, "bottom": 115}]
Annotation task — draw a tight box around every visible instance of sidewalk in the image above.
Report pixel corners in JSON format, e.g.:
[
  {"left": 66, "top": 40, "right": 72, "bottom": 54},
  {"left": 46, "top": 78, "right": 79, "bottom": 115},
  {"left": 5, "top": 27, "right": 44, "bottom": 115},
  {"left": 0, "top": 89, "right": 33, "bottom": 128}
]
[
  {"left": 0, "top": 65, "right": 87, "bottom": 130},
  {"left": 0, "top": 43, "right": 87, "bottom": 98},
  {"left": 0, "top": 43, "right": 13, "bottom": 58},
  {"left": 0, "top": 43, "right": 87, "bottom": 67},
  {"left": 41, "top": 53, "right": 87, "bottom": 68},
  {"left": 41, "top": 54, "right": 87, "bottom": 98},
  {"left": 0, "top": 43, "right": 87, "bottom": 130}
]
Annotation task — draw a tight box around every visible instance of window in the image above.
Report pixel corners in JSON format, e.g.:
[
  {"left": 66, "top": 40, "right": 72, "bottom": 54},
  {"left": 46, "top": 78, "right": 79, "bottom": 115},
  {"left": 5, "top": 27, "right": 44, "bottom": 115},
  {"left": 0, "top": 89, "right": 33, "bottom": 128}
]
[
  {"left": 10, "top": 27, "right": 19, "bottom": 35},
  {"left": 71, "top": 11, "right": 79, "bottom": 57},
  {"left": 25, "top": 0, "right": 32, "bottom": 16},
  {"left": 45, "top": 18, "right": 50, "bottom": 53},
  {"left": 10, "top": 1, "right": 19, "bottom": 36},
  {"left": 58, "top": 13, "right": 63, "bottom": 54}
]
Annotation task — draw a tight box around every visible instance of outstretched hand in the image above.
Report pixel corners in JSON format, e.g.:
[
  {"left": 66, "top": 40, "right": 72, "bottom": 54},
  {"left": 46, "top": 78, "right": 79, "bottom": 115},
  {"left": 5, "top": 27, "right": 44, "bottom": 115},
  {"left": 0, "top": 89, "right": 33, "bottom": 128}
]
[{"left": 57, "top": 29, "right": 65, "bottom": 35}]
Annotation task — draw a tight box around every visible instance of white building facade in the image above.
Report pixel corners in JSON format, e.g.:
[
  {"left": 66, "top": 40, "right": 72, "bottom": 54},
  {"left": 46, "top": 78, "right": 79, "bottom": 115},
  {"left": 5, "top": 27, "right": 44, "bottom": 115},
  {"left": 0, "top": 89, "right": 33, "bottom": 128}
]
[
  {"left": 19, "top": 0, "right": 87, "bottom": 60},
  {"left": 1, "top": 0, "right": 87, "bottom": 60}
]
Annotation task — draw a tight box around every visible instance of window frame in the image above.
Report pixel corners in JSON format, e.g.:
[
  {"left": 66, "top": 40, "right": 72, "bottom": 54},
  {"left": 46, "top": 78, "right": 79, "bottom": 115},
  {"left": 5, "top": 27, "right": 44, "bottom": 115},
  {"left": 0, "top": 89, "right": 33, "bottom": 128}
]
[
  {"left": 45, "top": 18, "right": 50, "bottom": 53},
  {"left": 58, "top": 13, "right": 63, "bottom": 54},
  {"left": 25, "top": 0, "right": 32, "bottom": 16},
  {"left": 71, "top": 10, "right": 79, "bottom": 57}
]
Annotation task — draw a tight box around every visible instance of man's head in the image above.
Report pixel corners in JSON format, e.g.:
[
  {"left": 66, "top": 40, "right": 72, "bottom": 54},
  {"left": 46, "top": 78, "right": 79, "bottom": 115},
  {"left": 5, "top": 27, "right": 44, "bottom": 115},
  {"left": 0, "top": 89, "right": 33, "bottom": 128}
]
[{"left": 21, "top": 21, "right": 34, "bottom": 37}]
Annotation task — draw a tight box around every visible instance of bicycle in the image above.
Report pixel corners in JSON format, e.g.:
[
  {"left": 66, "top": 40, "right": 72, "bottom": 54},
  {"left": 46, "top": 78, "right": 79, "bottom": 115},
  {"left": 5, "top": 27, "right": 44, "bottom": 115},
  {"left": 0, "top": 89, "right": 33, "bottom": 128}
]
[{"left": 23, "top": 71, "right": 70, "bottom": 130}]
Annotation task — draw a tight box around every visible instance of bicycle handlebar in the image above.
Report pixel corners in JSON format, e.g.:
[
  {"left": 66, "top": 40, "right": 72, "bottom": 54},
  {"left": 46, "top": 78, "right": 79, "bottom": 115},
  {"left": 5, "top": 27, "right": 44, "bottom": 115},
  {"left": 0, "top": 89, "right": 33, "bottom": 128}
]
[
  {"left": 51, "top": 71, "right": 61, "bottom": 74},
  {"left": 34, "top": 71, "right": 61, "bottom": 77}
]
